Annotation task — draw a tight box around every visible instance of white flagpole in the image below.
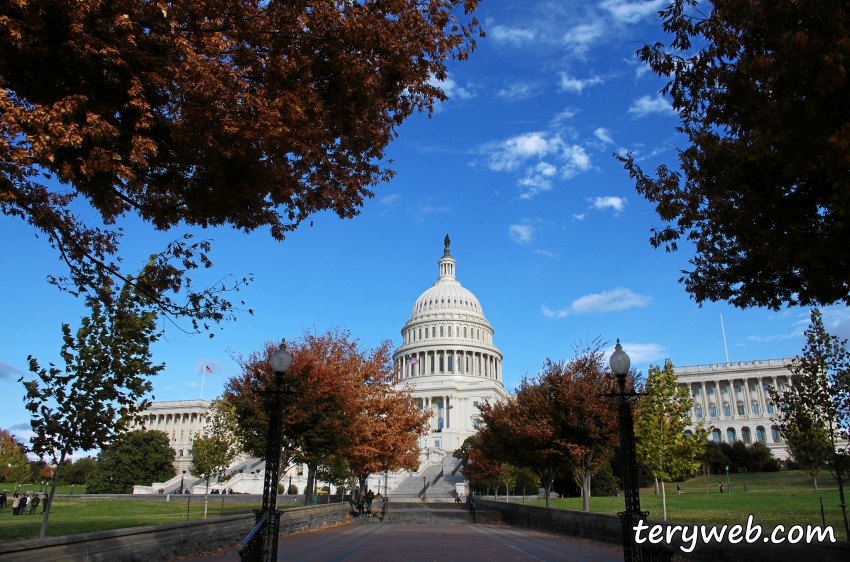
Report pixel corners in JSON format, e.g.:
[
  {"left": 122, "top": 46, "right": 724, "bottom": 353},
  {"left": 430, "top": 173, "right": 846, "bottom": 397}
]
[
  {"left": 200, "top": 365, "right": 206, "bottom": 400},
  {"left": 720, "top": 314, "right": 730, "bottom": 364}
]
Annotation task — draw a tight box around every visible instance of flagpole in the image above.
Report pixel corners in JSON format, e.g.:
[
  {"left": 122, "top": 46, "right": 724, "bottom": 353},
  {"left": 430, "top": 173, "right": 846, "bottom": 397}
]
[{"left": 200, "top": 365, "right": 206, "bottom": 400}]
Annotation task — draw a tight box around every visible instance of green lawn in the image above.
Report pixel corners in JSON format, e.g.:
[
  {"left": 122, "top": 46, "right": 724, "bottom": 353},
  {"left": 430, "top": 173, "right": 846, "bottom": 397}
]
[
  {"left": 526, "top": 470, "right": 847, "bottom": 532},
  {"left": 0, "top": 497, "right": 283, "bottom": 542},
  {"left": 5, "top": 484, "right": 86, "bottom": 495}
]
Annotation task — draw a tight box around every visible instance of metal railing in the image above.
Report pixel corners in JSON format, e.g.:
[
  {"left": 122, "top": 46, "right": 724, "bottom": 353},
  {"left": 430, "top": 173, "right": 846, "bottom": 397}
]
[
  {"left": 237, "top": 515, "right": 266, "bottom": 562},
  {"left": 431, "top": 468, "right": 444, "bottom": 486},
  {"left": 451, "top": 461, "right": 463, "bottom": 475},
  {"left": 417, "top": 482, "right": 429, "bottom": 497}
]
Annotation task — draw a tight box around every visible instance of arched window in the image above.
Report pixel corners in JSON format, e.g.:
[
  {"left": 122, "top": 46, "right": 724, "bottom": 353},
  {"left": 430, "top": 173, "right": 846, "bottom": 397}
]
[
  {"left": 741, "top": 427, "right": 751, "bottom": 444},
  {"left": 448, "top": 355, "right": 453, "bottom": 372},
  {"left": 684, "top": 430, "right": 693, "bottom": 437},
  {"left": 756, "top": 427, "right": 765, "bottom": 443},
  {"left": 178, "top": 450, "right": 184, "bottom": 457},
  {"left": 695, "top": 405, "right": 703, "bottom": 418},
  {"left": 727, "top": 428, "right": 736, "bottom": 442},
  {"left": 723, "top": 402, "right": 731, "bottom": 417},
  {"left": 771, "top": 426, "right": 781, "bottom": 442},
  {"left": 464, "top": 327, "right": 467, "bottom": 338},
  {"left": 439, "top": 356, "right": 444, "bottom": 372},
  {"left": 709, "top": 403, "right": 717, "bottom": 417},
  {"left": 751, "top": 401, "right": 759, "bottom": 415},
  {"left": 440, "top": 326, "right": 444, "bottom": 337},
  {"left": 432, "top": 327, "right": 436, "bottom": 337},
  {"left": 418, "top": 328, "right": 422, "bottom": 339},
  {"left": 712, "top": 429, "right": 721, "bottom": 443},
  {"left": 767, "top": 402, "right": 774, "bottom": 414},
  {"left": 737, "top": 401, "right": 745, "bottom": 415}
]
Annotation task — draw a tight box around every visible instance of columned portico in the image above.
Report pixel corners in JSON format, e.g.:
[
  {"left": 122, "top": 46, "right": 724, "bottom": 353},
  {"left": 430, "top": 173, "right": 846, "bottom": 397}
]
[{"left": 393, "top": 236, "right": 508, "bottom": 453}]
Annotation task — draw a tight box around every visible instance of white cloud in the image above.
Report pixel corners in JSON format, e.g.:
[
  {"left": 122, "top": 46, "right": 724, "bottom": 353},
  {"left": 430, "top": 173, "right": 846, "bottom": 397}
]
[
  {"left": 486, "top": 132, "right": 564, "bottom": 172},
  {"left": 497, "top": 83, "right": 535, "bottom": 100},
  {"left": 629, "top": 95, "right": 676, "bottom": 117},
  {"left": 422, "top": 205, "right": 451, "bottom": 214},
  {"left": 604, "top": 342, "right": 668, "bottom": 365},
  {"left": 594, "top": 128, "right": 614, "bottom": 144},
  {"left": 543, "top": 287, "right": 652, "bottom": 318},
  {"left": 509, "top": 224, "right": 536, "bottom": 244},
  {"left": 490, "top": 25, "right": 537, "bottom": 46},
  {"left": 572, "top": 213, "right": 586, "bottom": 221},
  {"left": 558, "top": 73, "right": 603, "bottom": 94},
  {"left": 519, "top": 161, "right": 558, "bottom": 199},
  {"left": 589, "top": 196, "right": 627, "bottom": 212},
  {"left": 380, "top": 193, "right": 400, "bottom": 205},
  {"left": 561, "top": 145, "right": 592, "bottom": 179},
  {"left": 551, "top": 107, "right": 580, "bottom": 124},
  {"left": 562, "top": 22, "right": 605, "bottom": 53},
  {"left": 429, "top": 74, "right": 475, "bottom": 101},
  {"left": 601, "top": 0, "right": 664, "bottom": 24},
  {"left": 534, "top": 249, "right": 560, "bottom": 258}
]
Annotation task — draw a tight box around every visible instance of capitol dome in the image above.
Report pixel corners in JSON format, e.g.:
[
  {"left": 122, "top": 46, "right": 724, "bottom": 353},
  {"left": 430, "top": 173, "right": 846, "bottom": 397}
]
[{"left": 393, "top": 236, "right": 508, "bottom": 452}]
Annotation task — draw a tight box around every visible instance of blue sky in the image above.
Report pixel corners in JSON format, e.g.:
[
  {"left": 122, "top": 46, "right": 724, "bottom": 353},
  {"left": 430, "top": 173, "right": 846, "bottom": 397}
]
[{"left": 2, "top": 0, "right": 848, "bottom": 447}]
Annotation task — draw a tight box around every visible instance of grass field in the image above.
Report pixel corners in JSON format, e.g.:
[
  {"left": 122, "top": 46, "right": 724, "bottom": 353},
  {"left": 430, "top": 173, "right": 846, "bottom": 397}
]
[
  {"left": 525, "top": 470, "right": 848, "bottom": 533},
  {"left": 3, "top": 484, "right": 86, "bottom": 495},
  {"left": 0, "top": 497, "right": 278, "bottom": 542}
]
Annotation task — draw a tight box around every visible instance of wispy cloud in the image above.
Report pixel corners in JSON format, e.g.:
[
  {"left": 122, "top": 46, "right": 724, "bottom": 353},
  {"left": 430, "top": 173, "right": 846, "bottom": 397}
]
[
  {"left": 589, "top": 196, "right": 627, "bottom": 212},
  {"left": 594, "top": 128, "right": 614, "bottom": 144},
  {"left": 603, "top": 341, "right": 668, "bottom": 365},
  {"left": 509, "top": 224, "right": 536, "bottom": 244},
  {"left": 572, "top": 213, "right": 586, "bottom": 221},
  {"left": 490, "top": 25, "right": 537, "bottom": 47},
  {"left": 422, "top": 205, "right": 451, "bottom": 214},
  {"left": 486, "top": 132, "right": 562, "bottom": 172},
  {"left": 534, "top": 249, "right": 560, "bottom": 258},
  {"left": 497, "top": 83, "right": 536, "bottom": 100},
  {"left": 629, "top": 95, "right": 676, "bottom": 117},
  {"left": 558, "top": 73, "right": 603, "bottom": 94},
  {"left": 0, "top": 360, "right": 25, "bottom": 382},
  {"left": 519, "top": 162, "right": 558, "bottom": 199},
  {"left": 561, "top": 22, "right": 605, "bottom": 54},
  {"left": 380, "top": 193, "right": 400, "bottom": 205},
  {"left": 601, "top": 0, "right": 665, "bottom": 24},
  {"left": 428, "top": 73, "right": 475, "bottom": 107},
  {"left": 194, "top": 358, "right": 225, "bottom": 377},
  {"left": 551, "top": 107, "right": 580, "bottom": 124},
  {"left": 10, "top": 422, "right": 29, "bottom": 431},
  {"left": 543, "top": 287, "right": 652, "bottom": 317}
]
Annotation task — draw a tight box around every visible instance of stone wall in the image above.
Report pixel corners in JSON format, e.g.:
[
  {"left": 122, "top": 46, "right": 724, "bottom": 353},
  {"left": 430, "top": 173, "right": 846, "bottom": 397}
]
[
  {"left": 476, "top": 499, "right": 850, "bottom": 562},
  {"left": 0, "top": 503, "right": 350, "bottom": 562}
]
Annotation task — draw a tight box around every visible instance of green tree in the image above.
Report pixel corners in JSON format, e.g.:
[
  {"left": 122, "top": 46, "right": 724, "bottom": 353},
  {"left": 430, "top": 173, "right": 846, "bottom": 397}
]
[
  {"left": 770, "top": 309, "right": 850, "bottom": 538},
  {"left": 63, "top": 457, "right": 97, "bottom": 486},
  {"left": 785, "top": 414, "right": 832, "bottom": 490},
  {"left": 635, "top": 360, "right": 708, "bottom": 520},
  {"left": 618, "top": 0, "right": 850, "bottom": 309},
  {"left": 87, "top": 430, "right": 175, "bottom": 494},
  {"left": 21, "top": 278, "right": 162, "bottom": 538},
  {"left": 190, "top": 399, "right": 240, "bottom": 518}
]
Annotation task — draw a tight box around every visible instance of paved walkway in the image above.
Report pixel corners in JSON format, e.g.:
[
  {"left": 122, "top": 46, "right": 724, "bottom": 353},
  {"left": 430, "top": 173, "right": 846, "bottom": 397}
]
[{"left": 191, "top": 523, "right": 624, "bottom": 561}]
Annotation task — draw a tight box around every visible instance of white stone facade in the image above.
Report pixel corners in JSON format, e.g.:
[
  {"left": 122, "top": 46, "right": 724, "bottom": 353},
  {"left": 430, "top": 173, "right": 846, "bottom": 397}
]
[
  {"left": 676, "top": 359, "right": 793, "bottom": 459},
  {"left": 129, "top": 399, "right": 211, "bottom": 475},
  {"left": 392, "top": 237, "right": 509, "bottom": 453}
]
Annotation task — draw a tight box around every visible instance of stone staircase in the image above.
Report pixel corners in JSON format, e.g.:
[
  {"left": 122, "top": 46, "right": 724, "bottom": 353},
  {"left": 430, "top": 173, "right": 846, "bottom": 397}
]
[{"left": 388, "top": 457, "right": 464, "bottom": 500}]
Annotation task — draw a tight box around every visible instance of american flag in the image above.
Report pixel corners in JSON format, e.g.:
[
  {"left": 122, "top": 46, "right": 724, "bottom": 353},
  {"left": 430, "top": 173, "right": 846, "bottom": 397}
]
[
  {"left": 406, "top": 357, "right": 419, "bottom": 365},
  {"left": 204, "top": 365, "right": 213, "bottom": 374}
]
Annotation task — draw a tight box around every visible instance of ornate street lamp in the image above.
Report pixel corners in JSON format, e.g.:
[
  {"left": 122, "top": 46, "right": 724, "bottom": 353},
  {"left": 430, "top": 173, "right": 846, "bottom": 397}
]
[
  {"left": 725, "top": 465, "right": 731, "bottom": 494},
  {"left": 609, "top": 340, "right": 670, "bottom": 562},
  {"left": 738, "top": 466, "right": 747, "bottom": 493},
  {"left": 108, "top": 476, "right": 114, "bottom": 494},
  {"left": 239, "top": 342, "right": 292, "bottom": 562}
]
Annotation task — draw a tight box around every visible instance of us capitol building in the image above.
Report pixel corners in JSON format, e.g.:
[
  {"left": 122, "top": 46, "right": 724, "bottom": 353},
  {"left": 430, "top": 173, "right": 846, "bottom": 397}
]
[{"left": 392, "top": 236, "right": 509, "bottom": 452}]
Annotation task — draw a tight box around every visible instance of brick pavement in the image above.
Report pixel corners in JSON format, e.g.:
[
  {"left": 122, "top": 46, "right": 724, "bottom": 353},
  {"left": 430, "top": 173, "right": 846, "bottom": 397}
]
[{"left": 189, "top": 523, "right": 625, "bottom": 561}]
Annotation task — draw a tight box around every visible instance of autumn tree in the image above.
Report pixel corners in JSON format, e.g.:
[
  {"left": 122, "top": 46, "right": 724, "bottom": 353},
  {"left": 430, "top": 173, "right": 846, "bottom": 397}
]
[
  {"left": 770, "top": 309, "right": 850, "bottom": 539},
  {"left": 618, "top": 0, "right": 850, "bottom": 309},
  {"left": 0, "top": 0, "right": 482, "bottom": 331},
  {"left": 190, "top": 399, "right": 240, "bottom": 518},
  {"left": 21, "top": 278, "right": 162, "bottom": 538},
  {"left": 0, "top": 429, "right": 30, "bottom": 485},
  {"left": 635, "top": 360, "right": 707, "bottom": 520}
]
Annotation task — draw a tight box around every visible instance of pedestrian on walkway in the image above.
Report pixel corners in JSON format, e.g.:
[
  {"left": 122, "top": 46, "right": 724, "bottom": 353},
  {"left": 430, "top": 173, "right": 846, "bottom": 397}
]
[{"left": 365, "top": 489, "right": 374, "bottom": 517}]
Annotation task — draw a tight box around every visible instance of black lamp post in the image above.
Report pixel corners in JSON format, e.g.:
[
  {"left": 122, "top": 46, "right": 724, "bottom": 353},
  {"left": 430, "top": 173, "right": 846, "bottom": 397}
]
[
  {"left": 108, "top": 476, "right": 114, "bottom": 494},
  {"left": 609, "top": 340, "right": 670, "bottom": 562},
  {"left": 240, "top": 342, "right": 292, "bottom": 562},
  {"left": 739, "top": 467, "right": 748, "bottom": 493},
  {"left": 725, "top": 465, "right": 731, "bottom": 494}
]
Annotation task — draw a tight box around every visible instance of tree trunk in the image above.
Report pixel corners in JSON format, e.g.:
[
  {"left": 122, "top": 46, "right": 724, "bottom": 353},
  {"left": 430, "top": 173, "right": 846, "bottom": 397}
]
[
  {"left": 654, "top": 477, "right": 659, "bottom": 495},
  {"left": 358, "top": 474, "right": 368, "bottom": 497},
  {"left": 39, "top": 450, "right": 66, "bottom": 539},
  {"left": 304, "top": 462, "right": 317, "bottom": 506},
  {"left": 204, "top": 478, "right": 209, "bottom": 519},
  {"left": 812, "top": 476, "right": 818, "bottom": 491},
  {"left": 661, "top": 478, "right": 667, "bottom": 521},
  {"left": 582, "top": 471, "right": 591, "bottom": 512}
]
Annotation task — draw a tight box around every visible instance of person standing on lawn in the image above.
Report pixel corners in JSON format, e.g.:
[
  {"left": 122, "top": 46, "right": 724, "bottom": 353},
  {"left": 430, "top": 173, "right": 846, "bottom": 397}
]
[
  {"left": 11, "top": 493, "right": 19, "bottom": 515},
  {"left": 0, "top": 490, "right": 7, "bottom": 509},
  {"left": 29, "top": 493, "right": 40, "bottom": 514},
  {"left": 18, "top": 493, "right": 28, "bottom": 515}
]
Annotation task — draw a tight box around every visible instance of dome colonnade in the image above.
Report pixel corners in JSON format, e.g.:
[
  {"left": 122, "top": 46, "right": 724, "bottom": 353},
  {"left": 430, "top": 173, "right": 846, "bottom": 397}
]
[{"left": 393, "top": 236, "right": 507, "bottom": 452}]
